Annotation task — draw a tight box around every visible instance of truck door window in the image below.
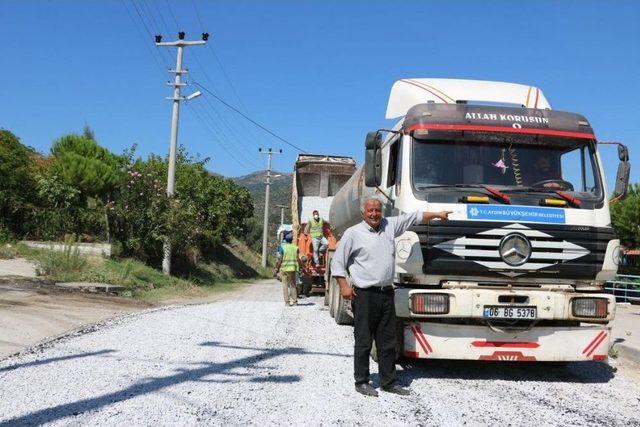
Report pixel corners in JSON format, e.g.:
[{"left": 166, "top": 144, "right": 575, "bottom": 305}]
[
  {"left": 560, "top": 146, "right": 598, "bottom": 193},
  {"left": 387, "top": 139, "right": 400, "bottom": 187},
  {"left": 395, "top": 141, "right": 403, "bottom": 196}
]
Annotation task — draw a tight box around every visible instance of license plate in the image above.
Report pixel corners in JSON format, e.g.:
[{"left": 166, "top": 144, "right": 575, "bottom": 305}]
[{"left": 483, "top": 306, "right": 537, "bottom": 319}]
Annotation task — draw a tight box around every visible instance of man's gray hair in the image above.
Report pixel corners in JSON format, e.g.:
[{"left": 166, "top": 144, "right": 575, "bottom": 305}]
[{"left": 360, "top": 196, "right": 383, "bottom": 213}]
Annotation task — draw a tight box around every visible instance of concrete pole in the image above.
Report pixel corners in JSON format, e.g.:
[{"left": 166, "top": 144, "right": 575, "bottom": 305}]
[
  {"left": 259, "top": 148, "right": 282, "bottom": 268},
  {"left": 156, "top": 35, "right": 206, "bottom": 275},
  {"left": 261, "top": 151, "right": 272, "bottom": 269},
  {"left": 275, "top": 204, "right": 288, "bottom": 225},
  {"left": 162, "top": 45, "right": 183, "bottom": 275}
]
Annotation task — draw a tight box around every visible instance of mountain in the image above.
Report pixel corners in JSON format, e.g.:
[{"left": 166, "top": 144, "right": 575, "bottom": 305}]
[{"left": 232, "top": 170, "right": 293, "bottom": 255}]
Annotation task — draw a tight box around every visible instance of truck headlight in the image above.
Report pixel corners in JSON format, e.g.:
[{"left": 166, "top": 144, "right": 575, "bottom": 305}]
[
  {"left": 411, "top": 293, "right": 449, "bottom": 314},
  {"left": 572, "top": 298, "right": 608, "bottom": 318}
]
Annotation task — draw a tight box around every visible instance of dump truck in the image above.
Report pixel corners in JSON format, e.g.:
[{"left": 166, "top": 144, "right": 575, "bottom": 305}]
[
  {"left": 325, "top": 78, "right": 630, "bottom": 362},
  {"left": 291, "top": 154, "right": 357, "bottom": 295}
]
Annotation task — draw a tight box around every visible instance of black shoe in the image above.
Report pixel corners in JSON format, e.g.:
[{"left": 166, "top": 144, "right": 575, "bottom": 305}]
[
  {"left": 355, "top": 383, "right": 378, "bottom": 397},
  {"left": 381, "top": 384, "right": 410, "bottom": 396}
]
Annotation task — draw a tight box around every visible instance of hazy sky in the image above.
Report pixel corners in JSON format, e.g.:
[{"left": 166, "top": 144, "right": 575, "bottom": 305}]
[{"left": 1, "top": 0, "right": 638, "bottom": 187}]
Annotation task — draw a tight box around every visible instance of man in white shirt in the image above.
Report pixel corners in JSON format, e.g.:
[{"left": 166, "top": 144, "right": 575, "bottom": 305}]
[{"left": 331, "top": 197, "right": 450, "bottom": 397}]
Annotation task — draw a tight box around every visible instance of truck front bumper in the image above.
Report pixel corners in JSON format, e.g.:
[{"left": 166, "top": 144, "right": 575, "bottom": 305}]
[{"left": 402, "top": 322, "right": 611, "bottom": 362}]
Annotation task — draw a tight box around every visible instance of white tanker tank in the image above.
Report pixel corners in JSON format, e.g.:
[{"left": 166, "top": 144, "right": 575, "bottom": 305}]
[{"left": 329, "top": 166, "right": 376, "bottom": 236}]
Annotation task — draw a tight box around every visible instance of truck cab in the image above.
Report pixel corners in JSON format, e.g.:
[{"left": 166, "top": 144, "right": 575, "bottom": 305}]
[{"left": 328, "top": 78, "right": 630, "bottom": 362}]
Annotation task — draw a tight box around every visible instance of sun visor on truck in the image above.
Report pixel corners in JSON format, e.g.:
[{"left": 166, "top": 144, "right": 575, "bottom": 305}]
[
  {"left": 385, "top": 78, "right": 552, "bottom": 119},
  {"left": 403, "top": 104, "right": 595, "bottom": 144}
]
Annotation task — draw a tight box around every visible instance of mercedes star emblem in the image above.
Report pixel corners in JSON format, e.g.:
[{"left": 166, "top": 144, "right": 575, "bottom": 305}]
[
  {"left": 499, "top": 233, "right": 531, "bottom": 266},
  {"left": 396, "top": 240, "right": 413, "bottom": 260}
]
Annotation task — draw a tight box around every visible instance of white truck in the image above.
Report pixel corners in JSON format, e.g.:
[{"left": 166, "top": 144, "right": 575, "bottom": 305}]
[{"left": 326, "top": 78, "right": 630, "bottom": 362}]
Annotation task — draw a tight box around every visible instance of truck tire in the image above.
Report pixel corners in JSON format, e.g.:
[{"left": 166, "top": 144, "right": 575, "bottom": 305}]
[
  {"left": 324, "top": 275, "right": 330, "bottom": 306},
  {"left": 335, "top": 290, "right": 353, "bottom": 325},
  {"left": 329, "top": 277, "right": 338, "bottom": 318}
]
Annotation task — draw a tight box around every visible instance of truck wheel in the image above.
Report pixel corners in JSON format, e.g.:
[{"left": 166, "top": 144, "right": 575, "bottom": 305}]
[
  {"left": 328, "top": 277, "right": 337, "bottom": 318},
  {"left": 323, "top": 276, "right": 330, "bottom": 306},
  {"left": 335, "top": 290, "right": 353, "bottom": 325}
]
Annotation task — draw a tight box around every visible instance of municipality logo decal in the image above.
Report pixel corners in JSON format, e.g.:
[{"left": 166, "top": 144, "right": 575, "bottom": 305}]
[{"left": 466, "top": 204, "right": 565, "bottom": 224}]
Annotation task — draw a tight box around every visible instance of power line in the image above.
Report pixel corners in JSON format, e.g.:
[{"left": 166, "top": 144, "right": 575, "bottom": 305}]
[
  {"left": 120, "top": 0, "right": 168, "bottom": 76},
  {"left": 190, "top": 51, "right": 265, "bottom": 154},
  {"left": 128, "top": 0, "right": 174, "bottom": 66},
  {"left": 187, "top": 102, "right": 257, "bottom": 171},
  {"left": 193, "top": 81, "right": 308, "bottom": 153},
  {"left": 138, "top": 0, "right": 163, "bottom": 34},
  {"left": 198, "top": 89, "right": 263, "bottom": 162},
  {"left": 189, "top": 0, "right": 265, "bottom": 146},
  {"left": 147, "top": 0, "right": 172, "bottom": 34},
  {"left": 165, "top": 0, "right": 181, "bottom": 30},
  {"left": 196, "top": 96, "right": 262, "bottom": 169},
  {"left": 191, "top": 1, "right": 252, "bottom": 115}
]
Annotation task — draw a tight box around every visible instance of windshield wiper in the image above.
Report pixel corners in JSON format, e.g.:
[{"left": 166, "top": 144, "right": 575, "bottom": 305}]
[
  {"left": 417, "top": 184, "right": 510, "bottom": 204},
  {"left": 500, "top": 186, "right": 582, "bottom": 207}
]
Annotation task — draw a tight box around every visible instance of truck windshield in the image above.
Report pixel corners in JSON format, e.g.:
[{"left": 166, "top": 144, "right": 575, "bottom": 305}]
[{"left": 412, "top": 139, "right": 602, "bottom": 197}]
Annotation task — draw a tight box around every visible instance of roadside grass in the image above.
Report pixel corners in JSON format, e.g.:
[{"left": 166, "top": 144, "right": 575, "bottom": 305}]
[{"left": 1, "top": 238, "right": 270, "bottom": 304}]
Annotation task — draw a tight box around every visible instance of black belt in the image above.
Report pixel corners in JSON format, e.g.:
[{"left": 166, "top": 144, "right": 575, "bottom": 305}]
[{"left": 354, "top": 285, "right": 393, "bottom": 292}]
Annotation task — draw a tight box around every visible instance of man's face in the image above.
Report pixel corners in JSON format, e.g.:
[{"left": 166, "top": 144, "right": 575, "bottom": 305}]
[
  {"left": 534, "top": 156, "right": 551, "bottom": 173},
  {"left": 362, "top": 200, "right": 383, "bottom": 229}
]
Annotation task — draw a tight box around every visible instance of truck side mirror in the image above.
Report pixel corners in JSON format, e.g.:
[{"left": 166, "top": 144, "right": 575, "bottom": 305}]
[
  {"left": 618, "top": 144, "right": 629, "bottom": 162},
  {"left": 613, "top": 160, "right": 630, "bottom": 199},
  {"left": 364, "top": 132, "right": 382, "bottom": 187}
]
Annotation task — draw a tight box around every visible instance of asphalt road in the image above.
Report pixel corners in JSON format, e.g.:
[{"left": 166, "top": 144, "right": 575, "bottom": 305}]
[{"left": 1, "top": 280, "right": 639, "bottom": 426}]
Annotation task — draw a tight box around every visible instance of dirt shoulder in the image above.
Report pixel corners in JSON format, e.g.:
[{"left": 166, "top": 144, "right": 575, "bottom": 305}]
[
  {"left": 0, "top": 278, "right": 149, "bottom": 359},
  {"left": 0, "top": 277, "right": 268, "bottom": 360}
]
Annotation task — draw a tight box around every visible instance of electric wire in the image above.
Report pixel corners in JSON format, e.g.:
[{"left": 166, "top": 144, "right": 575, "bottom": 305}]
[
  {"left": 132, "top": 0, "right": 256, "bottom": 171},
  {"left": 190, "top": 0, "right": 266, "bottom": 147},
  {"left": 189, "top": 51, "right": 265, "bottom": 154},
  {"left": 193, "top": 81, "right": 307, "bottom": 153},
  {"left": 128, "top": 0, "right": 174, "bottom": 66},
  {"left": 187, "top": 102, "right": 258, "bottom": 171},
  {"left": 147, "top": 0, "right": 173, "bottom": 36},
  {"left": 196, "top": 90, "right": 265, "bottom": 167},
  {"left": 191, "top": 0, "right": 257, "bottom": 121},
  {"left": 120, "top": 0, "right": 168, "bottom": 77},
  {"left": 165, "top": 0, "right": 181, "bottom": 30},
  {"left": 138, "top": 0, "right": 163, "bottom": 36}
]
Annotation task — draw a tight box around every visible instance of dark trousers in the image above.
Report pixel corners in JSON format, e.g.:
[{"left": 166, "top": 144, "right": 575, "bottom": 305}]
[{"left": 352, "top": 286, "right": 396, "bottom": 387}]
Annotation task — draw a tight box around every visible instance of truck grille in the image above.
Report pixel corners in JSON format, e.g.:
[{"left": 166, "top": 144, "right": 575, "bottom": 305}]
[{"left": 409, "top": 221, "right": 614, "bottom": 279}]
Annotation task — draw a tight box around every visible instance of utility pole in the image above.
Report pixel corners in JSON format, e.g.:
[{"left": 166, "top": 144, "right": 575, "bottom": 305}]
[
  {"left": 156, "top": 32, "right": 207, "bottom": 275},
  {"left": 259, "top": 148, "right": 283, "bottom": 268},
  {"left": 276, "top": 204, "right": 288, "bottom": 225}
]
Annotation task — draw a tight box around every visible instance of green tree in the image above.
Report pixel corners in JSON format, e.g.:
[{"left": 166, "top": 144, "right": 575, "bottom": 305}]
[
  {"left": 51, "top": 132, "right": 121, "bottom": 198},
  {"left": 0, "top": 130, "right": 37, "bottom": 236},
  {"left": 48, "top": 131, "right": 123, "bottom": 241},
  {"left": 111, "top": 147, "right": 254, "bottom": 268},
  {"left": 611, "top": 184, "right": 640, "bottom": 248}
]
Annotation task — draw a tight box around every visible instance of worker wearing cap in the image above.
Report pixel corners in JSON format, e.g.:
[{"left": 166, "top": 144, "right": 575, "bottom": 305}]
[
  {"left": 304, "top": 210, "right": 328, "bottom": 266},
  {"left": 275, "top": 233, "right": 304, "bottom": 306},
  {"left": 331, "top": 196, "right": 450, "bottom": 397}
]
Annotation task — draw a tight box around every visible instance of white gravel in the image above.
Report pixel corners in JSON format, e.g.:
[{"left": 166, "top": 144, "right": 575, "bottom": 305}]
[{"left": 1, "top": 280, "right": 639, "bottom": 426}]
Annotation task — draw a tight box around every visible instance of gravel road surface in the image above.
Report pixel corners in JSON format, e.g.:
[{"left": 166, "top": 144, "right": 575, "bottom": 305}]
[{"left": 1, "top": 280, "right": 639, "bottom": 426}]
